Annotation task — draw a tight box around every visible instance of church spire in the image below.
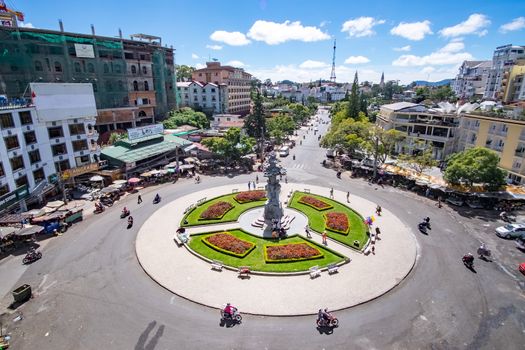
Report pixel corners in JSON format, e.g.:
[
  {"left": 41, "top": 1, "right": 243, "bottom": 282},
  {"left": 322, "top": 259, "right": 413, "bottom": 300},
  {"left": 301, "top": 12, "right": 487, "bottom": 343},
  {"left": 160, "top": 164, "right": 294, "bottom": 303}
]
[{"left": 380, "top": 72, "right": 385, "bottom": 89}]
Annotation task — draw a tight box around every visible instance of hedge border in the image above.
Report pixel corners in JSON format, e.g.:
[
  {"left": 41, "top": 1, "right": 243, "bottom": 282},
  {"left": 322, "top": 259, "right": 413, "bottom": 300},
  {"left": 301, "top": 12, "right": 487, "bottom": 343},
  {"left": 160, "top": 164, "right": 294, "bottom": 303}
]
[
  {"left": 202, "top": 232, "right": 256, "bottom": 258},
  {"left": 233, "top": 190, "right": 267, "bottom": 204},
  {"left": 198, "top": 201, "right": 235, "bottom": 221},
  {"left": 323, "top": 212, "right": 350, "bottom": 235},
  {"left": 263, "top": 241, "right": 324, "bottom": 263},
  {"left": 297, "top": 195, "right": 333, "bottom": 211}
]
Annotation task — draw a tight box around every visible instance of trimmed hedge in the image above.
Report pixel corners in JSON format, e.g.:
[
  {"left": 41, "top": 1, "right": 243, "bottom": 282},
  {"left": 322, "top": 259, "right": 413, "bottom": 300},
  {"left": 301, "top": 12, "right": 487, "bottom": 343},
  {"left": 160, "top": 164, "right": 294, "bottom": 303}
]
[
  {"left": 202, "top": 232, "right": 255, "bottom": 258},
  {"left": 298, "top": 195, "right": 333, "bottom": 211},
  {"left": 198, "top": 201, "right": 234, "bottom": 221},
  {"left": 324, "top": 212, "right": 350, "bottom": 235},
  {"left": 264, "top": 242, "right": 324, "bottom": 263}
]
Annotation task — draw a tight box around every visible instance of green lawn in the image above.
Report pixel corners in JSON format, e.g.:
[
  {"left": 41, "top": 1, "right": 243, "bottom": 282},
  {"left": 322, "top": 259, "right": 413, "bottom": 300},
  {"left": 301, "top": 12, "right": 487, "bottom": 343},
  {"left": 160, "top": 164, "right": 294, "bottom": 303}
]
[
  {"left": 289, "top": 191, "right": 369, "bottom": 250},
  {"left": 188, "top": 229, "right": 346, "bottom": 272},
  {"left": 182, "top": 193, "right": 265, "bottom": 227}
]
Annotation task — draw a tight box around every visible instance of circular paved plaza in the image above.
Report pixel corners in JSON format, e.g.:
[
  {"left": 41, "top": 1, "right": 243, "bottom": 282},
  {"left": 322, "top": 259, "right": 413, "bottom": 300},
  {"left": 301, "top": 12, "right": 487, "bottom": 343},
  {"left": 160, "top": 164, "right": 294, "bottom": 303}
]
[{"left": 136, "top": 182, "right": 418, "bottom": 315}]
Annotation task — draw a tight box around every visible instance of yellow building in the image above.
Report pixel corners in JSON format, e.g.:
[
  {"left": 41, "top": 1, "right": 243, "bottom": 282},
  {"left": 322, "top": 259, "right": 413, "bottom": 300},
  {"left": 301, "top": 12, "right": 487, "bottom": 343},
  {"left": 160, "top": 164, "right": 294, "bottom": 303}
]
[
  {"left": 458, "top": 113, "right": 525, "bottom": 183},
  {"left": 501, "top": 60, "right": 525, "bottom": 103}
]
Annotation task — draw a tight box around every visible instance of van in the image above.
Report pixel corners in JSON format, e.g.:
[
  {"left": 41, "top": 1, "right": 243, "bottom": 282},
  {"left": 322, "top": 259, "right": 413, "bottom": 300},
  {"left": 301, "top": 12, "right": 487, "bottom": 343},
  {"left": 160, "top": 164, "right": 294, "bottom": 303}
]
[{"left": 279, "top": 146, "right": 289, "bottom": 157}]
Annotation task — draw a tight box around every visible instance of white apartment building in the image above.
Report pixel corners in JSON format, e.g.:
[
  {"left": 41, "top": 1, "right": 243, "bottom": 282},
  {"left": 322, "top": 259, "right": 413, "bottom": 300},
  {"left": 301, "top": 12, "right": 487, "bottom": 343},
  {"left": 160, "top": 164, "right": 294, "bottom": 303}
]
[
  {"left": 0, "top": 83, "right": 100, "bottom": 201},
  {"left": 484, "top": 44, "right": 525, "bottom": 100},
  {"left": 453, "top": 60, "right": 491, "bottom": 99},
  {"left": 177, "top": 81, "right": 226, "bottom": 115}
]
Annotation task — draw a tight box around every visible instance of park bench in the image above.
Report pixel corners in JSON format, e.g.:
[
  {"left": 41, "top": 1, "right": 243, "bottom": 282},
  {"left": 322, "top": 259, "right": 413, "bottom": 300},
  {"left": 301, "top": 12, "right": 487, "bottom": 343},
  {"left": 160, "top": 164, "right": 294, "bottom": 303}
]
[
  {"left": 211, "top": 260, "right": 223, "bottom": 271},
  {"left": 370, "top": 233, "right": 376, "bottom": 244},
  {"left": 238, "top": 266, "right": 250, "bottom": 278},
  {"left": 309, "top": 265, "right": 321, "bottom": 279},
  {"left": 327, "top": 263, "right": 339, "bottom": 275},
  {"left": 174, "top": 232, "right": 189, "bottom": 246},
  {"left": 363, "top": 244, "right": 372, "bottom": 255}
]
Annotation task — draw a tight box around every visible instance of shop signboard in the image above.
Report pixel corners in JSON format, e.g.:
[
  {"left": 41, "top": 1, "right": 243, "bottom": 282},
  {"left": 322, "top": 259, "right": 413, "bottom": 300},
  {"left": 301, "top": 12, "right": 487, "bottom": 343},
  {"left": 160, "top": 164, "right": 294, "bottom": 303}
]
[
  {"left": 0, "top": 185, "right": 29, "bottom": 210},
  {"left": 127, "top": 124, "right": 164, "bottom": 141},
  {"left": 74, "top": 44, "right": 95, "bottom": 58},
  {"left": 61, "top": 163, "right": 99, "bottom": 179}
]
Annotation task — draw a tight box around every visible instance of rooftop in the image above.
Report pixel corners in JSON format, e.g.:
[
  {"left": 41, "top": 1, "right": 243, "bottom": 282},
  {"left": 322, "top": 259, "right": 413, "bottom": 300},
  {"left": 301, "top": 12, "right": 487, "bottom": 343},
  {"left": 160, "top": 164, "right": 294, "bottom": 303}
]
[{"left": 381, "top": 102, "right": 420, "bottom": 111}]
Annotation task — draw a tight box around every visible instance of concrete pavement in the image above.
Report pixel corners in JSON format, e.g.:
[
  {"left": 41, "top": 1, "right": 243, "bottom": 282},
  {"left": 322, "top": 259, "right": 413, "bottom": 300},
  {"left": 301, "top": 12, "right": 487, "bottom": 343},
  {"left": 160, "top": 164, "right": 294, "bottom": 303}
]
[{"left": 135, "top": 182, "right": 418, "bottom": 315}]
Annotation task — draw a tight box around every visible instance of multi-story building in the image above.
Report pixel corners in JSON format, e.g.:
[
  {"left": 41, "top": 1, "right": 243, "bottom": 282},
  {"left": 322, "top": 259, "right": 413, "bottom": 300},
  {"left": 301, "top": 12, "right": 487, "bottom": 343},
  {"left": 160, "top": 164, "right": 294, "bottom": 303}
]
[
  {"left": 500, "top": 60, "right": 525, "bottom": 104},
  {"left": 176, "top": 81, "right": 227, "bottom": 115},
  {"left": 484, "top": 44, "right": 525, "bottom": 100},
  {"left": 453, "top": 60, "right": 491, "bottom": 99},
  {"left": 192, "top": 62, "right": 252, "bottom": 115},
  {"left": 377, "top": 102, "right": 460, "bottom": 160},
  {"left": 0, "top": 25, "right": 177, "bottom": 134},
  {"left": 0, "top": 83, "right": 100, "bottom": 206},
  {"left": 457, "top": 112, "right": 525, "bottom": 184}
]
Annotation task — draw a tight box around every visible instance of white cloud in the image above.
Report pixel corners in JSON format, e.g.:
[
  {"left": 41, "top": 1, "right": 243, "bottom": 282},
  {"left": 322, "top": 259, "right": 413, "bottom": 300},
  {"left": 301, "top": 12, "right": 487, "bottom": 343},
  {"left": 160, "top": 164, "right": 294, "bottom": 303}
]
[
  {"left": 247, "top": 20, "right": 330, "bottom": 45},
  {"left": 344, "top": 56, "right": 370, "bottom": 64},
  {"left": 392, "top": 41, "right": 473, "bottom": 66},
  {"left": 299, "top": 60, "right": 328, "bottom": 69},
  {"left": 206, "top": 44, "right": 223, "bottom": 50},
  {"left": 499, "top": 17, "right": 525, "bottom": 33},
  {"left": 394, "top": 45, "right": 411, "bottom": 52},
  {"left": 191, "top": 53, "right": 199, "bottom": 59},
  {"left": 439, "top": 14, "right": 491, "bottom": 37},
  {"left": 195, "top": 63, "right": 206, "bottom": 69},
  {"left": 421, "top": 66, "right": 435, "bottom": 74},
  {"left": 319, "top": 20, "right": 330, "bottom": 28},
  {"left": 19, "top": 22, "right": 34, "bottom": 28},
  {"left": 390, "top": 20, "right": 432, "bottom": 41},
  {"left": 341, "top": 17, "right": 385, "bottom": 37},
  {"left": 210, "top": 30, "right": 251, "bottom": 46},
  {"left": 226, "top": 60, "right": 246, "bottom": 67}
]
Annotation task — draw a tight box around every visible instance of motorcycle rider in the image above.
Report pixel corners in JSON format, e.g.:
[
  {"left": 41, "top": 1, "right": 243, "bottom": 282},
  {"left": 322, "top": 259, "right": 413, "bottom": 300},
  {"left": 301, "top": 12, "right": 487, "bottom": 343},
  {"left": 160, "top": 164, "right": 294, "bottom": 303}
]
[
  {"left": 154, "top": 193, "right": 161, "bottom": 202},
  {"left": 128, "top": 216, "right": 134, "bottom": 226},
  {"left": 500, "top": 211, "right": 509, "bottom": 221},
  {"left": 223, "top": 303, "right": 236, "bottom": 318},
  {"left": 463, "top": 252, "right": 474, "bottom": 265},
  {"left": 122, "top": 207, "right": 129, "bottom": 215}
]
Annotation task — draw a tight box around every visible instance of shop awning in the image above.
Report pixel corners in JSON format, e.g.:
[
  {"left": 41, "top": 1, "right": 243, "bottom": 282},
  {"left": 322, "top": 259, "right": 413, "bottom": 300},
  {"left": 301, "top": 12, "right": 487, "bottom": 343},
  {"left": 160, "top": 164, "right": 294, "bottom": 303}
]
[
  {"left": 0, "top": 226, "right": 17, "bottom": 239},
  {"left": 14, "top": 225, "right": 42, "bottom": 237}
]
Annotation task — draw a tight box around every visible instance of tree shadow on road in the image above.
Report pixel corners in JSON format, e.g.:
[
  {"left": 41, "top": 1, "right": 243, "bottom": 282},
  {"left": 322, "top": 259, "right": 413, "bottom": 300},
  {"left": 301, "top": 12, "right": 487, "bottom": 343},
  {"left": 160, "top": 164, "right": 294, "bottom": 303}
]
[{"left": 135, "top": 320, "right": 165, "bottom": 350}]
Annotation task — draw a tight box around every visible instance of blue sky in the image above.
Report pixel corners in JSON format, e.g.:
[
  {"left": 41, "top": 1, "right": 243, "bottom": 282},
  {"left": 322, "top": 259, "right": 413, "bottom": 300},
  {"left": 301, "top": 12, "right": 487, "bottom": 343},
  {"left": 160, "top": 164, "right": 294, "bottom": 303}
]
[{"left": 11, "top": 0, "right": 525, "bottom": 84}]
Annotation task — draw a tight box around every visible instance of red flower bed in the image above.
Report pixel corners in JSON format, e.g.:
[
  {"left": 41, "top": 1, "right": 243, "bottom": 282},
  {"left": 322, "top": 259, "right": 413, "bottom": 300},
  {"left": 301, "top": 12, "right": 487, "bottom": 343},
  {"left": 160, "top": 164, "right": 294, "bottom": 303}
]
[
  {"left": 325, "top": 212, "right": 349, "bottom": 234},
  {"left": 199, "top": 201, "right": 234, "bottom": 220},
  {"left": 298, "top": 195, "right": 333, "bottom": 210},
  {"left": 234, "top": 190, "right": 267, "bottom": 203},
  {"left": 204, "top": 232, "right": 254, "bottom": 257},
  {"left": 265, "top": 243, "right": 322, "bottom": 262}
]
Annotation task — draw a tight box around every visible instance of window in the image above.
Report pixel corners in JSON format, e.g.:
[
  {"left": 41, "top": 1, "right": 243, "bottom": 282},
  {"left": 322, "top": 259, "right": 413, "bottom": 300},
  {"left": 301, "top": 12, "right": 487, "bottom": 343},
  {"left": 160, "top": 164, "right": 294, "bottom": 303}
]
[
  {"left": 15, "top": 175, "right": 28, "bottom": 189},
  {"left": 55, "top": 160, "right": 70, "bottom": 172},
  {"left": 0, "top": 162, "right": 4, "bottom": 177},
  {"left": 131, "top": 65, "right": 137, "bottom": 74},
  {"left": 211, "top": 88, "right": 216, "bottom": 93},
  {"left": 133, "top": 81, "right": 138, "bottom": 91},
  {"left": 48, "top": 127, "right": 64, "bottom": 138},
  {"left": 193, "top": 88, "right": 197, "bottom": 93},
  {"left": 72, "top": 140, "right": 88, "bottom": 152},
  {"left": 0, "top": 113, "right": 15, "bottom": 128},
  {"left": 118, "top": 80, "right": 124, "bottom": 91},
  {"left": 103, "top": 63, "right": 109, "bottom": 73},
  {"left": 69, "top": 124, "right": 85, "bottom": 135},
  {"left": 19, "top": 111, "right": 32, "bottom": 125},
  {"left": 142, "top": 66, "right": 147, "bottom": 75},
  {"left": 0, "top": 185, "right": 8, "bottom": 196},
  {"left": 105, "top": 80, "right": 112, "bottom": 92},
  {"left": 52, "top": 143, "right": 67, "bottom": 156},
  {"left": 114, "top": 64, "right": 121, "bottom": 73},
  {"left": 138, "top": 110, "right": 147, "bottom": 117},
  {"left": 34, "top": 60, "right": 43, "bottom": 71},
  {"left": 144, "top": 81, "right": 149, "bottom": 91},
  {"left": 4, "top": 136, "right": 19, "bottom": 150},
  {"left": 142, "top": 98, "right": 149, "bottom": 105},
  {"left": 24, "top": 131, "right": 37, "bottom": 145},
  {"left": 54, "top": 61, "right": 62, "bottom": 72},
  {"left": 87, "top": 63, "right": 95, "bottom": 73},
  {"left": 10, "top": 156, "right": 24, "bottom": 171},
  {"left": 125, "top": 52, "right": 134, "bottom": 59},
  {"left": 74, "top": 62, "right": 81, "bottom": 73},
  {"left": 28, "top": 150, "right": 41, "bottom": 164},
  {"left": 33, "top": 168, "right": 45, "bottom": 184}
]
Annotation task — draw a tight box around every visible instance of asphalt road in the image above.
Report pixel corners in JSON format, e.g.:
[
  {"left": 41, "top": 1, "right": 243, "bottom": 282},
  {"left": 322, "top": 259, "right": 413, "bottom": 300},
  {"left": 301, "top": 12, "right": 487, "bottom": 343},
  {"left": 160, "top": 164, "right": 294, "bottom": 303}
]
[{"left": 2, "top": 111, "right": 524, "bottom": 350}]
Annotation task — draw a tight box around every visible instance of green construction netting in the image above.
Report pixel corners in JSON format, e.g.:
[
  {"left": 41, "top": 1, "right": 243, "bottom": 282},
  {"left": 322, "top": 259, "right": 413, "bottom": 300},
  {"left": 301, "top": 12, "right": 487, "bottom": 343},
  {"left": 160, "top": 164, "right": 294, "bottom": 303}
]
[{"left": 12, "top": 31, "right": 123, "bottom": 49}]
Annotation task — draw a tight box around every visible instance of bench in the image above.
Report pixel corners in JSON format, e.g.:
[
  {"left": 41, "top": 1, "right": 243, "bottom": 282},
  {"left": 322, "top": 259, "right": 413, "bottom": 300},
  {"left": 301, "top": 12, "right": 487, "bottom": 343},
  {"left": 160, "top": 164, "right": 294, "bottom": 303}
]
[
  {"left": 363, "top": 245, "right": 371, "bottom": 255},
  {"left": 174, "top": 232, "right": 189, "bottom": 246},
  {"left": 211, "top": 260, "right": 223, "bottom": 271},
  {"left": 238, "top": 266, "right": 250, "bottom": 278},
  {"left": 327, "top": 263, "right": 339, "bottom": 275},
  {"left": 309, "top": 265, "right": 321, "bottom": 279}
]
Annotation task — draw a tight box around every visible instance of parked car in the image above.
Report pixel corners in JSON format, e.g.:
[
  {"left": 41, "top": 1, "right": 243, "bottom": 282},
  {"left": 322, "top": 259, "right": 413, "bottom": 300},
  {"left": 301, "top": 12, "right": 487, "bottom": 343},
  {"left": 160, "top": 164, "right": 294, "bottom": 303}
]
[
  {"left": 519, "top": 262, "right": 525, "bottom": 276},
  {"left": 278, "top": 146, "right": 289, "bottom": 157},
  {"left": 515, "top": 235, "right": 525, "bottom": 250},
  {"left": 495, "top": 224, "right": 525, "bottom": 239}
]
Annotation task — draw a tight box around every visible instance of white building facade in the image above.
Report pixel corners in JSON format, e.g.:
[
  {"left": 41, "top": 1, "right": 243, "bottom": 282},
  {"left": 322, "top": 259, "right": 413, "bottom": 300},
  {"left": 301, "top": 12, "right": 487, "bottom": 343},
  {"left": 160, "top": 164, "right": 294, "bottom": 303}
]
[
  {"left": 177, "top": 81, "right": 226, "bottom": 115},
  {"left": 484, "top": 44, "right": 525, "bottom": 100},
  {"left": 453, "top": 60, "right": 491, "bottom": 99}
]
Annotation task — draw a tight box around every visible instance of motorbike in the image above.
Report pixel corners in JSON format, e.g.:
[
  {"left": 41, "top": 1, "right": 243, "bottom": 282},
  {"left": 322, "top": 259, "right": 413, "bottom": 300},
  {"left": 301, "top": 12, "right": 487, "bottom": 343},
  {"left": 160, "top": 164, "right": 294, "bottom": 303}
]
[
  {"left": 336, "top": 172, "right": 341, "bottom": 179},
  {"left": 120, "top": 209, "right": 130, "bottom": 218},
  {"left": 100, "top": 197, "right": 114, "bottom": 207},
  {"left": 94, "top": 204, "right": 105, "bottom": 214},
  {"left": 316, "top": 314, "right": 339, "bottom": 327},
  {"left": 500, "top": 212, "right": 515, "bottom": 223},
  {"left": 127, "top": 217, "right": 134, "bottom": 228},
  {"left": 23, "top": 250, "right": 42, "bottom": 264},
  {"left": 477, "top": 245, "right": 492, "bottom": 260},
  {"left": 153, "top": 196, "right": 161, "bottom": 204},
  {"left": 418, "top": 221, "right": 431, "bottom": 233},
  {"left": 220, "top": 308, "right": 242, "bottom": 323},
  {"left": 462, "top": 255, "right": 474, "bottom": 269}
]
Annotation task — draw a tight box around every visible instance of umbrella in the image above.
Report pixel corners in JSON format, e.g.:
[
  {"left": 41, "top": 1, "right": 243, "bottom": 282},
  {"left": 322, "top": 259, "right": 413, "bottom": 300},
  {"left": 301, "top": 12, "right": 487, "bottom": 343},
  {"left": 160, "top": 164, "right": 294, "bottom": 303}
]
[
  {"left": 128, "top": 178, "right": 141, "bottom": 184},
  {"left": 46, "top": 200, "right": 65, "bottom": 208},
  {"left": 112, "top": 180, "right": 127, "bottom": 185},
  {"left": 149, "top": 169, "right": 161, "bottom": 175},
  {"left": 140, "top": 171, "right": 152, "bottom": 177},
  {"left": 90, "top": 175, "right": 104, "bottom": 182},
  {"left": 0, "top": 226, "right": 17, "bottom": 239}
]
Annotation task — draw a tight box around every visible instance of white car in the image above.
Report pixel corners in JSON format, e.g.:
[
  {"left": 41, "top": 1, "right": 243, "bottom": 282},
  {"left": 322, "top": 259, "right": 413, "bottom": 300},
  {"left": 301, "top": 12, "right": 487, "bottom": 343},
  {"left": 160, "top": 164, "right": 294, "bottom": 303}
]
[{"left": 495, "top": 224, "right": 525, "bottom": 239}]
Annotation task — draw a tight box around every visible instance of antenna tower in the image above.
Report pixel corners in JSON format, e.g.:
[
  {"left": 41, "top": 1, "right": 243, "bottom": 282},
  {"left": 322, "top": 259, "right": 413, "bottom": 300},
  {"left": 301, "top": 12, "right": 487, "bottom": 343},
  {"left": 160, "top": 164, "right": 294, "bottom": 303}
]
[{"left": 329, "top": 39, "right": 336, "bottom": 83}]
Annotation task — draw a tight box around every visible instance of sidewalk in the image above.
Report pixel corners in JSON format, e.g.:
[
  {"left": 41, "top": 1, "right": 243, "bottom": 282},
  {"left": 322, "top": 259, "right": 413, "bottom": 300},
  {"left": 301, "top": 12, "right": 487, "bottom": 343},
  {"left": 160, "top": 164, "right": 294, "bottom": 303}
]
[{"left": 135, "top": 183, "right": 418, "bottom": 315}]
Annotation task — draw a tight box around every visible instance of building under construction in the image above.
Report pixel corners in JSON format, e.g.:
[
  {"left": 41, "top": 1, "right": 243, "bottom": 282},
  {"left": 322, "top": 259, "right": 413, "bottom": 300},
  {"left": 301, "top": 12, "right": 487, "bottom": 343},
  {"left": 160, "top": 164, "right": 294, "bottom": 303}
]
[{"left": 0, "top": 22, "right": 177, "bottom": 134}]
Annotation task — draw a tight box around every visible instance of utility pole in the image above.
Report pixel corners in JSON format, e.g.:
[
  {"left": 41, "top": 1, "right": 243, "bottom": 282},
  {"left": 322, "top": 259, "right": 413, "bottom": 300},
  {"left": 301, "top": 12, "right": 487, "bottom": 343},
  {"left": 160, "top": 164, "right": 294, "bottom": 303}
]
[{"left": 57, "top": 161, "right": 68, "bottom": 204}]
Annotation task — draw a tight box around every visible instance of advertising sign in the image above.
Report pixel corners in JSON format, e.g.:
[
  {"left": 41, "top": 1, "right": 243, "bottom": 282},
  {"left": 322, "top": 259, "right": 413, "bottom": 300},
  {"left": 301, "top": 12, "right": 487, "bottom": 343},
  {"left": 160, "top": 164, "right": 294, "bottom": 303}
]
[
  {"left": 127, "top": 124, "right": 164, "bottom": 141},
  {"left": 0, "top": 185, "right": 28, "bottom": 210},
  {"left": 74, "top": 44, "right": 95, "bottom": 58},
  {"left": 61, "top": 163, "right": 99, "bottom": 179}
]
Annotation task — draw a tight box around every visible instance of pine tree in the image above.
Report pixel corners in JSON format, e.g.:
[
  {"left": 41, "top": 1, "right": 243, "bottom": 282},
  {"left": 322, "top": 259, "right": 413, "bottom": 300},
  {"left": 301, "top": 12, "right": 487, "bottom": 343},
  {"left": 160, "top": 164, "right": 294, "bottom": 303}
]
[
  {"left": 347, "top": 71, "right": 360, "bottom": 119},
  {"left": 244, "top": 91, "right": 265, "bottom": 139}
]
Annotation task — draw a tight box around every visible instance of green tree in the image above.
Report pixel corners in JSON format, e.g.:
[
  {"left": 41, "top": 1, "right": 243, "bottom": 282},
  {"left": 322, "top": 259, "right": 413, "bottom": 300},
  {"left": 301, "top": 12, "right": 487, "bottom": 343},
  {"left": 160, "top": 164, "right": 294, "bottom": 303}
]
[
  {"left": 201, "top": 128, "right": 255, "bottom": 166},
  {"left": 163, "top": 107, "right": 209, "bottom": 129},
  {"left": 109, "top": 132, "right": 126, "bottom": 145},
  {"left": 430, "top": 85, "right": 454, "bottom": 101},
  {"left": 399, "top": 141, "right": 438, "bottom": 175},
  {"left": 359, "top": 92, "right": 368, "bottom": 117},
  {"left": 347, "top": 72, "right": 360, "bottom": 119},
  {"left": 176, "top": 65, "right": 195, "bottom": 82},
  {"left": 361, "top": 127, "right": 405, "bottom": 177},
  {"left": 414, "top": 87, "right": 430, "bottom": 103},
  {"left": 444, "top": 147, "right": 506, "bottom": 190},
  {"left": 267, "top": 115, "right": 296, "bottom": 144},
  {"left": 244, "top": 90, "right": 266, "bottom": 139}
]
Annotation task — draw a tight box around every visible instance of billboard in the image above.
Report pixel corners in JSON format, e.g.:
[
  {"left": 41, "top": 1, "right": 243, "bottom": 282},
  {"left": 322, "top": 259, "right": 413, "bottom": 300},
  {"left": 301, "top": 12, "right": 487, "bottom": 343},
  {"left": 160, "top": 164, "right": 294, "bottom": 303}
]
[
  {"left": 74, "top": 44, "right": 95, "bottom": 58},
  {"left": 30, "top": 83, "right": 97, "bottom": 122},
  {"left": 128, "top": 124, "right": 164, "bottom": 141}
]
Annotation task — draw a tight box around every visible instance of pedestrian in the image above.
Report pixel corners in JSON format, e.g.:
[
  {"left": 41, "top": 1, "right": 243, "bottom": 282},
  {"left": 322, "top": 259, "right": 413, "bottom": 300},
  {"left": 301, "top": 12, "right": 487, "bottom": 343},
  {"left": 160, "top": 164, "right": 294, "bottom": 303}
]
[
  {"left": 376, "top": 205, "right": 382, "bottom": 216},
  {"left": 375, "top": 227, "right": 381, "bottom": 235},
  {"left": 305, "top": 225, "right": 312, "bottom": 238},
  {"left": 437, "top": 196, "right": 442, "bottom": 208},
  {"left": 256, "top": 175, "right": 259, "bottom": 184},
  {"left": 253, "top": 181, "right": 256, "bottom": 189},
  {"left": 248, "top": 182, "right": 251, "bottom": 190},
  {"left": 285, "top": 176, "right": 288, "bottom": 183},
  {"left": 346, "top": 191, "right": 350, "bottom": 203},
  {"left": 425, "top": 187, "right": 431, "bottom": 198},
  {"left": 329, "top": 187, "right": 334, "bottom": 199},
  {"left": 371, "top": 245, "right": 375, "bottom": 255},
  {"left": 322, "top": 231, "right": 328, "bottom": 245},
  {"left": 137, "top": 194, "right": 142, "bottom": 204}
]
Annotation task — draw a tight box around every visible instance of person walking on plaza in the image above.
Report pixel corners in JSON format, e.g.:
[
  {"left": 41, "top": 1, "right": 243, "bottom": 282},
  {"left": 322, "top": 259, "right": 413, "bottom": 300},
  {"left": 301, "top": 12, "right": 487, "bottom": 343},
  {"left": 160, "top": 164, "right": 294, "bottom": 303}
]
[
  {"left": 329, "top": 187, "right": 334, "bottom": 199},
  {"left": 322, "top": 231, "right": 328, "bottom": 245},
  {"left": 346, "top": 191, "right": 350, "bottom": 203},
  {"left": 256, "top": 175, "right": 259, "bottom": 184},
  {"left": 305, "top": 225, "right": 312, "bottom": 238},
  {"left": 137, "top": 195, "right": 142, "bottom": 204},
  {"left": 248, "top": 182, "right": 252, "bottom": 190}
]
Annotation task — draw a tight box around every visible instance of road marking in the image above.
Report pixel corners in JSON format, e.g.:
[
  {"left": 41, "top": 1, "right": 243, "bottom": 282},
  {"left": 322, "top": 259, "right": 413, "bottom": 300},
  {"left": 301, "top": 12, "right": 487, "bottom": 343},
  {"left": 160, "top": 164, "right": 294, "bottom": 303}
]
[
  {"left": 170, "top": 296, "right": 175, "bottom": 304},
  {"left": 496, "top": 262, "right": 519, "bottom": 281},
  {"left": 38, "top": 274, "right": 48, "bottom": 289}
]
